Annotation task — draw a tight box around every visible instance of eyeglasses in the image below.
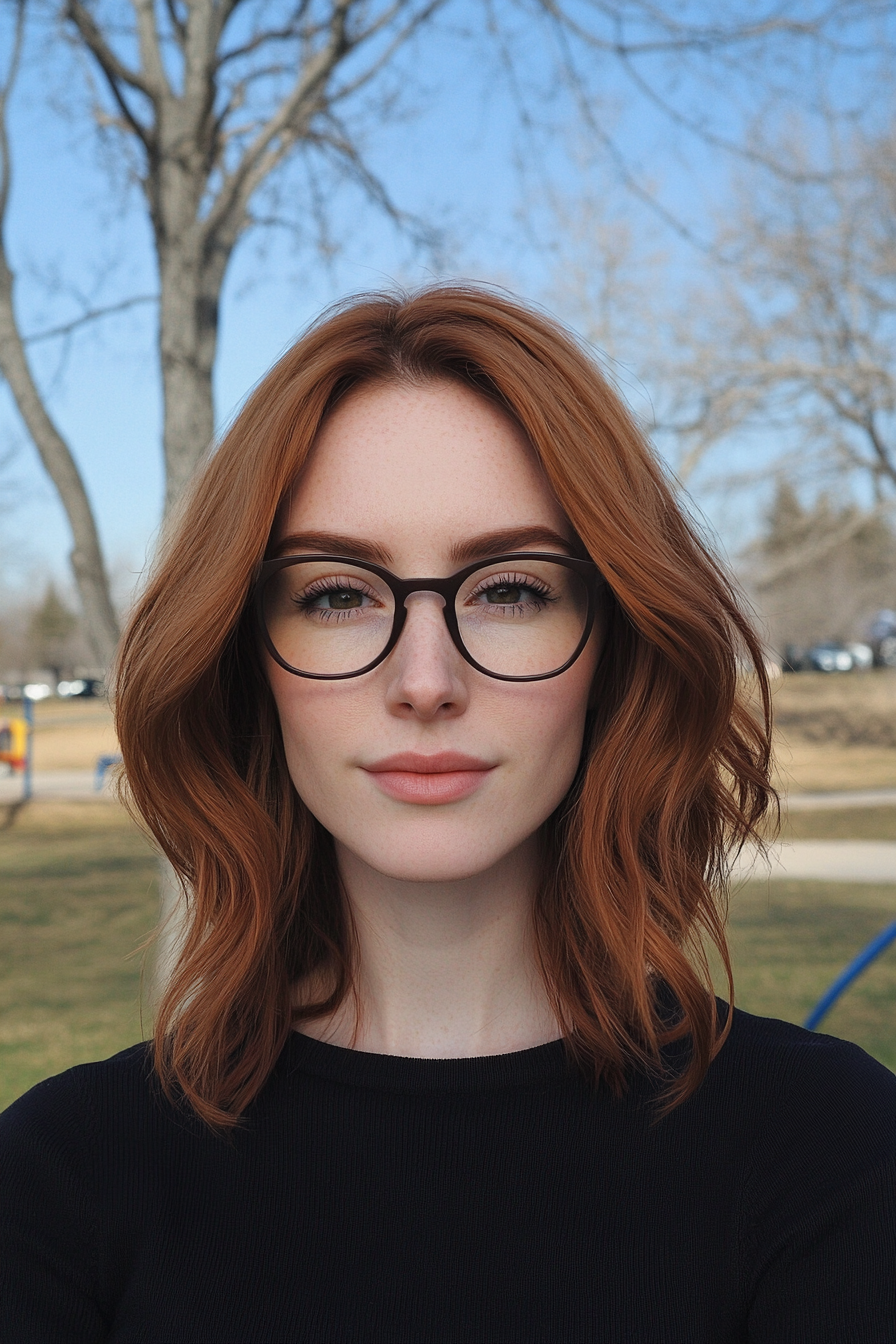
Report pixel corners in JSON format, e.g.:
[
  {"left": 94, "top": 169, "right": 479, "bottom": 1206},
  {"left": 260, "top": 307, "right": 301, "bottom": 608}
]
[{"left": 254, "top": 552, "right": 603, "bottom": 682}]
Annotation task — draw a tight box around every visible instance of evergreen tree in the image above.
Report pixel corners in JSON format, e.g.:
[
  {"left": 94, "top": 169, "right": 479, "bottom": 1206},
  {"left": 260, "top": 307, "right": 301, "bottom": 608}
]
[
  {"left": 754, "top": 482, "right": 896, "bottom": 652},
  {"left": 28, "top": 584, "right": 77, "bottom": 683}
]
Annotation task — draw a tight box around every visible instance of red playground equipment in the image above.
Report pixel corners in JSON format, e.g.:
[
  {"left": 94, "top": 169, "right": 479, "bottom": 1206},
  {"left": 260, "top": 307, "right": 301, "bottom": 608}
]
[{"left": 0, "top": 716, "right": 28, "bottom": 771}]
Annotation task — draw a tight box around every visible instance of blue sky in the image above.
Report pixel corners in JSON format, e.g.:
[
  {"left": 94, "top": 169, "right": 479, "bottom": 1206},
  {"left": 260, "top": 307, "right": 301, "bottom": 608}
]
[{"left": 0, "top": 2, "right": 888, "bottom": 607}]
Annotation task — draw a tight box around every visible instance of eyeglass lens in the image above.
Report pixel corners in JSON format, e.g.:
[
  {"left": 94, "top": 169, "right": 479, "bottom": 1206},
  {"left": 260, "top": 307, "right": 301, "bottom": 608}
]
[{"left": 262, "top": 558, "right": 591, "bottom": 678}]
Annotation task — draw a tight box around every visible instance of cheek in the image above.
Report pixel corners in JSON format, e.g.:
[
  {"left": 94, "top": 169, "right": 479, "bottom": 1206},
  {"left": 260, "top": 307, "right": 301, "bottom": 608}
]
[
  {"left": 275, "top": 684, "right": 357, "bottom": 744},
  {"left": 503, "top": 664, "right": 593, "bottom": 793},
  {"left": 267, "top": 670, "right": 363, "bottom": 795}
]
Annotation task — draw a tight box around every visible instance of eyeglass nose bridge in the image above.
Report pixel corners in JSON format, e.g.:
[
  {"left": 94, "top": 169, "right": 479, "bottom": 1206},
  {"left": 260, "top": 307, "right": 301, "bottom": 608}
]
[
  {"left": 388, "top": 579, "right": 466, "bottom": 663},
  {"left": 392, "top": 574, "right": 460, "bottom": 603}
]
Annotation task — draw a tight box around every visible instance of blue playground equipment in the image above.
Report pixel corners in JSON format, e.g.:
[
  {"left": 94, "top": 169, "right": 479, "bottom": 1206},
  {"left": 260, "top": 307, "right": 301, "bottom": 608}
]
[
  {"left": 804, "top": 920, "right": 896, "bottom": 1031},
  {"left": 95, "top": 753, "right": 123, "bottom": 791}
]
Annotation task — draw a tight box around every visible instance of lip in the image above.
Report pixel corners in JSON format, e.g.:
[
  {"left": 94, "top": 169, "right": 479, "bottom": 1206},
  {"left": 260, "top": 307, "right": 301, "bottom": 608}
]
[{"left": 362, "top": 752, "right": 496, "bottom": 805}]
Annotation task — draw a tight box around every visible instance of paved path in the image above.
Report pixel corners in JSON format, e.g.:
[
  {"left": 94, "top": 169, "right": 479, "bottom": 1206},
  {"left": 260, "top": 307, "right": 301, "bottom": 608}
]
[
  {"left": 785, "top": 787, "right": 896, "bottom": 811},
  {"left": 732, "top": 840, "right": 896, "bottom": 884},
  {"left": 0, "top": 769, "right": 113, "bottom": 803}
]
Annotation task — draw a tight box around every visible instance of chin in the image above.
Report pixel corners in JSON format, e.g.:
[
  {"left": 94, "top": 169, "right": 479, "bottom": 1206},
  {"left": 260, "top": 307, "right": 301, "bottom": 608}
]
[{"left": 345, "top": 834, "right": 518, "bottom": 886}]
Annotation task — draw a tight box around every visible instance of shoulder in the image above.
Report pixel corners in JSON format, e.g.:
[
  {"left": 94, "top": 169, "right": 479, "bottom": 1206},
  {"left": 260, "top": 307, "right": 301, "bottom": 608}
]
[
  {"left": 706, "top": 1008, "right": 895, "bottom": 1209},
  {"left": 702, "top": 1014, "right": 896, "bottom": 1333},
  {"left": 716, "top": 1007, "right": 896, "bottom": 1136},
  {"left": 0, "top": 1046, "right": 155, "bottom": 1303},
  {"left": 0, "top": 1043, "right": 157, "bottom": 1162}
]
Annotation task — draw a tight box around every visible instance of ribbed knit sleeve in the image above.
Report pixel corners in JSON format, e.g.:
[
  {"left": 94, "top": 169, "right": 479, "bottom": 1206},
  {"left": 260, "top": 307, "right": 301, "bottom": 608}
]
[
  {"left": 0, "top": 1066, "right": 107, "bottom": 1341},
  {"left": 734, "top": 1028, "right": 896, "bottom": 1343}
]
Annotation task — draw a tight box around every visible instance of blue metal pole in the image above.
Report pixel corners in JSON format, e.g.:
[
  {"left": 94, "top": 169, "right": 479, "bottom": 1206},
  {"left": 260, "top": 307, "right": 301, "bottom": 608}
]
[
  {"left": 804, "top": 920, "right": 896, "bottom": 1031},
  {"left": 22, "top": 694, "right": 33, "bottom": 802}
]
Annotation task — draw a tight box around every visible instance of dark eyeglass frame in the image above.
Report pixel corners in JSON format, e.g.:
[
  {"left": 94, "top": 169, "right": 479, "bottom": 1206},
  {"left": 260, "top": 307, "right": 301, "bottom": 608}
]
[{"left": 254, "top": 551, "right": 604, "bottom": 682}]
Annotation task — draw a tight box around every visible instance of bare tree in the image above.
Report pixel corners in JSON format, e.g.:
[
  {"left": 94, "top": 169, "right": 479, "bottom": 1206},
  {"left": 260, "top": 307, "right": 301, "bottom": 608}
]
[
  {"left": 666, "top": 117, "right": 896, "bottom": 496},
  {"left": 0, "top": 0, "right": 889, "bottom": 661},
  {"left": 0, "top": 2, "right": 120, "bottom": 664}
]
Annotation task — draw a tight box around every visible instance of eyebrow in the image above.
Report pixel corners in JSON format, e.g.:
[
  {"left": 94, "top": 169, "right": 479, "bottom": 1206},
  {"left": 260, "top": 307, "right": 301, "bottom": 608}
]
[
  {"left": 449, "top": 527, "right": 574, "bottom": 565},
  {"left": 272, "top": 525, "right": 574, "bottom": 570},
  {"left": 272, "top": 531, "right": 393, "bottom": 565}
]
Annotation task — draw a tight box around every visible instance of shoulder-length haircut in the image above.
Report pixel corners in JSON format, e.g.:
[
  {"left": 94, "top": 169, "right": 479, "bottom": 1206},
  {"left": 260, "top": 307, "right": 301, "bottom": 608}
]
[{"left": 116, "top": 285, "right": 775, "bottom": 1128}]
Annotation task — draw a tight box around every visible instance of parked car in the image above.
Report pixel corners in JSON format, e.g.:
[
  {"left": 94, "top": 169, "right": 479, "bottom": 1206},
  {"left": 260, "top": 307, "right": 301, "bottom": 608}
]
[
  {"left": 22, "top": 682, "right": 53, "bottom": 700},
  {"left": 845, "top": 642, "right": 874, "bottom": 670},
  {"left": 781, "top": 644, "right": 807, "bottom": 672},
  {"left": 57, "top": 678, "right": 103, "bottom": 699},
  {"left": 867, "top": 610, "right": 896, "bottom": 666},
  {"left": 807, "top": 642, "right": 853, "bottom": 673},
  {"left": 868, "top": 609, "right": 896, "bottom": 642}
]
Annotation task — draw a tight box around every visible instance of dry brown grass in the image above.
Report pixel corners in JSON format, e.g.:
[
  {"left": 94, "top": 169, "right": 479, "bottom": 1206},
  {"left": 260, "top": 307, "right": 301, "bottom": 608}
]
[
  {"left": 765, "top": 669, "right": 896, "bottom": 793},
  {"left": 28, "top": 699, "right": 118, "bottom": 771},
  {"left": 773, "top": 740, "right": 896, "bottom": 793},
  {"left": 773, "top": 668, "right": 896, "bottom": 745}
]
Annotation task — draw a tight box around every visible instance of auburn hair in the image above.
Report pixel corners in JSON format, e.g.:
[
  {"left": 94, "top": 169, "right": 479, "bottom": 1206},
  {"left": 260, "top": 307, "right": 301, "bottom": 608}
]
[{"left": 115, "top": 284, "right": 775, "bottom": 1128}]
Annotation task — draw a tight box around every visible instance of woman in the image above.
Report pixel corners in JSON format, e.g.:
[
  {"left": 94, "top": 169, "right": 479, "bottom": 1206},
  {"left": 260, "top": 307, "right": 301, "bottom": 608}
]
[{"left": 1, "top": 285, "right": 893, "bottom": 1342}]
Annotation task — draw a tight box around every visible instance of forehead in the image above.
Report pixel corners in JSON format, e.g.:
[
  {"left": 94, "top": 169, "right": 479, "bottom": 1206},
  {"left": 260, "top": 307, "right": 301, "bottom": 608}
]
[{"left": 278, "top": 379, "right": 571, "bottom": 555}]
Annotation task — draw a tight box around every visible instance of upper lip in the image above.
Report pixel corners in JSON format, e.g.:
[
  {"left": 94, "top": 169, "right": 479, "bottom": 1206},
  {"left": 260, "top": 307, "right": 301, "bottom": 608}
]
[{"left": 362, "top": 752, "right": 495, "bottom": 774}]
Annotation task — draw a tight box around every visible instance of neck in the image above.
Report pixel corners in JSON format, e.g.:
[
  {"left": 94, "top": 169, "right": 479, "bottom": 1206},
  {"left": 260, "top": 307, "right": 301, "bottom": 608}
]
[{"left": 296, "top": 836, "right": 560, "bottom": 1058}]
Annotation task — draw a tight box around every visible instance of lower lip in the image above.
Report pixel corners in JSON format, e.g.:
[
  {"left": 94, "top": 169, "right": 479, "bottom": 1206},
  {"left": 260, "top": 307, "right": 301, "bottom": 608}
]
[{"left": 364, "top": 769, "right": 494, "bottom": 804}]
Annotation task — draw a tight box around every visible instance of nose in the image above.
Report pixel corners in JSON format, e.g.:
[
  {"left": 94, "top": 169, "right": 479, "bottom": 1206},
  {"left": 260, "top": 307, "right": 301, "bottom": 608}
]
[{"left": 384, "top": 591, "right": 469, "bottom": 721}]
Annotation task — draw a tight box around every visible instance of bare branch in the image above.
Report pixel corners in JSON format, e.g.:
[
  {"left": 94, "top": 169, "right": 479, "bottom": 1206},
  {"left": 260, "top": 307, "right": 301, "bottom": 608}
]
[
  {"left": 65, "top": 0, "right": 153, "bottom": 96},
  {"left": 536, "top": 17, "right": 718, "bottom": 253},
  {"left": 130, "top": 0, "right": 170, "bottom": 96},
  {"left": 202, "top": 0, "right": 357, "bottom": 241},
  {"left": 163, "top": 0, "right": 187, "bottom": 45},
  {"left": 204, "top": 0, "right": 451, "bottom": 246},
  {"left": 65, "top": 0, "right": 155, "bottom": 145},
  {"left": 0, "top": 0, "right": 26, "bottom": 226},
  {"left": 326, "top": 0, "right": 446, "bottom": 103},
  {"left": 310, "top": 119, "right": 443, "bottom": 251},
  {"left": 612, "top": 47, "right": 840, "bottom": 185},
  {"left": 217, "top": 23, "right": 308, "bottom": 69},
  {"left": 537, "top": 0, "right": 875, "bottom": 58},
  {"left": 23, "top": 294, "right": 159, "bottom": 345}
]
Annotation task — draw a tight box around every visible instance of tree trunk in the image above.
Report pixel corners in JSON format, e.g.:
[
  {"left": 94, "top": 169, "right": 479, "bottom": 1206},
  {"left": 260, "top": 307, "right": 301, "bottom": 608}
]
[
  {"left": 157, "top": 239, "right": 221, "bottom": 514},
  {"left": 0, "top": 252, "right": 120, "bottom": 667}
]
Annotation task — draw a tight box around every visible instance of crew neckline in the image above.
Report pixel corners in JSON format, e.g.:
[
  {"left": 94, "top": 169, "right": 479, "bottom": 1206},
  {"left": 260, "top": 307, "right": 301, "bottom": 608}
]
[{"left": 283, "top": 1029, "right": 574, "bottom": 1094}]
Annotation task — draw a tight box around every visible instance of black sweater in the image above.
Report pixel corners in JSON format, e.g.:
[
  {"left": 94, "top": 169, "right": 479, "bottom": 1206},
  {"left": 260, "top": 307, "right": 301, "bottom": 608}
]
[{"left": 1, "top": 1009, "right": 894, "bottom": 1343}]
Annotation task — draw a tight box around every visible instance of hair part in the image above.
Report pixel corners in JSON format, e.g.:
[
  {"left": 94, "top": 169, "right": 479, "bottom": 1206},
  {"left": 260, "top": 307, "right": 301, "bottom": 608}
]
[{"left": 115, "top": 284, "right": 776, "bottom": 1127}]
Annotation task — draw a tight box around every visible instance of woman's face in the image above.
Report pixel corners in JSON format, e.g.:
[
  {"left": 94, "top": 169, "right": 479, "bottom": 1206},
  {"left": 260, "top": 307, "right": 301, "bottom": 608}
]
[{"left": 267, "top": 379, "right": 600, "bottom": 884}]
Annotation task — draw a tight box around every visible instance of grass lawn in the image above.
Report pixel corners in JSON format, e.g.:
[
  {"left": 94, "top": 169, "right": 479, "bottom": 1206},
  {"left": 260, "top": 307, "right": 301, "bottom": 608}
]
[
  {"left": 781, "top": 805, "right": 896, "bottom": 840},
  {"left": 726, "top": 877, "right": 896, "bottom": 1072},
  {"left": 0, "top": 801, "right": 158, "bottom": 1110},
  {"left": 0, "top": 799, "right": 894, "bottom": 1113}
]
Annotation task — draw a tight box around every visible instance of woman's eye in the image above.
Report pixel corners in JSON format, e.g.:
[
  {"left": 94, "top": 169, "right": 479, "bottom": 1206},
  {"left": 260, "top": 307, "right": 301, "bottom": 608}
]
[
  {"left": 485, "top": 583, "right": 525, "bottom": 604},
  {"left": 471, "top": 574, "right": 548, "bottom": 607},
  {"left": 297, "top": 583, "right": 373, "bottom": 612},
  {"left": 321, "top": 588, "right": 364, "bottom": 610}
]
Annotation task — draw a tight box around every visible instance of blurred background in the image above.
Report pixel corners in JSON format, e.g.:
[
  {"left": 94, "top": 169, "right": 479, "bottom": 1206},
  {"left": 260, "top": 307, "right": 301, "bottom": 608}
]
[{"left": 2, "top": 0, "right": 896, "bottom": 1106}]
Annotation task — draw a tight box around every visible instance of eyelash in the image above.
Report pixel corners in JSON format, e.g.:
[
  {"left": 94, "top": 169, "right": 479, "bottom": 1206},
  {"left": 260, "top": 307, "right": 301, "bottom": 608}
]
[
  {"left": 467, "top": 572, "right": 555, "bottom": 603},
  {"left": 295, "top": 577, "right": 381, "bottom": 608}
]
